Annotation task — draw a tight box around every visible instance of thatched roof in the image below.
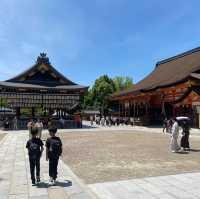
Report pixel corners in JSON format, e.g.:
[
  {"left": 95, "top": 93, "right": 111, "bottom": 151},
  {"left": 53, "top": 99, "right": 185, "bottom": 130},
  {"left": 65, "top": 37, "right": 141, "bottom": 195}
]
[{"left": 113, "top": 47, "right": 200, "bottom": 97}]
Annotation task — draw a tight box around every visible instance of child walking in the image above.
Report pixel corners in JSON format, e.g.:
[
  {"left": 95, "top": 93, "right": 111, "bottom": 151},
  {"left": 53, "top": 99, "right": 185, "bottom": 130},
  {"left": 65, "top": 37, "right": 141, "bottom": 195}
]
[
  {"left": 26, "top": 127, "right": 44, "bottom": 185},
  {"left": 46, "top": 127, "right": 62, "bottom": 185}
]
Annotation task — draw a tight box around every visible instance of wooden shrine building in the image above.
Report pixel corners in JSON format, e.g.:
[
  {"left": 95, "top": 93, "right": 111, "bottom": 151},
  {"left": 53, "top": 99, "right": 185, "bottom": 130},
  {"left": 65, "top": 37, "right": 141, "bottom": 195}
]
[
  {"left": 0, "top": 53, "right": 88, "bottom": 128},
  {"left": 111, "top": 47, "right": 200, "bottom": 127}
]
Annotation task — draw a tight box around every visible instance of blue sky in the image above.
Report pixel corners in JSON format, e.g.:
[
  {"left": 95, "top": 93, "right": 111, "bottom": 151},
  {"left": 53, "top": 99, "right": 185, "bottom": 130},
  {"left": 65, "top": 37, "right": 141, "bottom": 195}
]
[{"left": 0, "top": 0, "right": 200, "bottom": 86}]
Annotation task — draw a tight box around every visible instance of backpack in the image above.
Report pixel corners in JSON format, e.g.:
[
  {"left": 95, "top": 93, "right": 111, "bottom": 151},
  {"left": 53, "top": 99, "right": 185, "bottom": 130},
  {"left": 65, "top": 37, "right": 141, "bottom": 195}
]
[
  {"left": 49, "top": 139, "right": 62, "bottom": 158},
  {"left": 29, "top": 140, "right": 41, "bottom": 159}
]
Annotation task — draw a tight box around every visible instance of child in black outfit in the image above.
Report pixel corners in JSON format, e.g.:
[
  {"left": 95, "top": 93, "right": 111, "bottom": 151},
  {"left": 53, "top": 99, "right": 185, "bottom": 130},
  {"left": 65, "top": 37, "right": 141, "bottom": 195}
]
[
  {"left": 26, "top": 127, "right": 44, "bottom": 185},
  {"left": 46, "top": 127, "right": 62, "bottom": 185}
]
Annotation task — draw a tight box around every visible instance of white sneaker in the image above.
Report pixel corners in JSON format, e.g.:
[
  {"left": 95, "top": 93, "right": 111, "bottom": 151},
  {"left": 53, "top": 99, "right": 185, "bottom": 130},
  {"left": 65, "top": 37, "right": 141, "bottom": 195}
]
[
  {"left": 52, "top": 180, "right": 56, "bottom": 186},
  {"left": 49, "top": 177, "right": 53, "bottom": 185}
]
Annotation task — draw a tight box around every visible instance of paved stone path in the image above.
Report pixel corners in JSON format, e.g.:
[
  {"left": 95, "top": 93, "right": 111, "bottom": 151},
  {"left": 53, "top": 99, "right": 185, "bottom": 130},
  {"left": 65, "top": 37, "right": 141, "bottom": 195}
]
[
  {"left": 1, "top": 127, "right": 200, "bottom": 199},
  {"left": 89, "top": 172, "right": 200, "bottom": 199},
  {"left": 0, "top": 133, "right": 98, "bottom": 199}
]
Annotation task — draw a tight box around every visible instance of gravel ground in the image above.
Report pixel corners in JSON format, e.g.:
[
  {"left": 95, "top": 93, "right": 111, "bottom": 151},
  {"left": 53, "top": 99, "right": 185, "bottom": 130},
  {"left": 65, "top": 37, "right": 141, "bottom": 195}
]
[
  {"left": 60, "top": 130, "right": 200, "bottom": 184},
  {"left": 0, "top": 133, "right": 6, "bottom": 141}
]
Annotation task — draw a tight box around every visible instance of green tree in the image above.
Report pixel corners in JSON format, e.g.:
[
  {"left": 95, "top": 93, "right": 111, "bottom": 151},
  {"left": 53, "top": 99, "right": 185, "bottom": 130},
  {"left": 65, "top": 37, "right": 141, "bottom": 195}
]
[
  {"left": 83, "top": 89, "right": 94, "bottom": 109},
  {"left": 83, "top": 75, "right": 133, "bottom": 115},
  {"left": 84, "top": 75, "right": 115, "bottom": 115},
  {"left": 0, "top": 98, "right": 8, "bottom": 107},
  {"left": 113, "top": 76, "right": 133, "bottom": 92}
]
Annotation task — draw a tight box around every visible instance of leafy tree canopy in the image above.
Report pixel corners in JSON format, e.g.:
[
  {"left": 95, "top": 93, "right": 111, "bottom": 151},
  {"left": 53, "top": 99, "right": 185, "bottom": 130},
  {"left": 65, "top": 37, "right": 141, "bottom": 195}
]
[
  {"left": 113, "top": 76, "right": 133, "bottom": 92},
  {"left": 83, "top": 75, "right": 133, "bottom": 114}
]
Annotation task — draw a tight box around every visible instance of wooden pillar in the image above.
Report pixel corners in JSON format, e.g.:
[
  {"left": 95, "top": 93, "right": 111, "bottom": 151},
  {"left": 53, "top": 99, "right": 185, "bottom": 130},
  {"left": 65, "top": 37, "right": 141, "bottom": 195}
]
[
  {"left": 123, "top": 102, "right": 126, "bottom": 117},
  {"left": 16, "top": 107, "right": 21, "bottom": 118},
  {"left": 119, "top": 103, "right": 121, "bottom": 117},
  {"left": 31, "top": 107, "right": 35, "bottom": 118},
  {"left": 48, "top": 108, "right": 51, "bottom": 117},
  {"left": 145, "top": 103, "right": 148, "bottom": 116}
]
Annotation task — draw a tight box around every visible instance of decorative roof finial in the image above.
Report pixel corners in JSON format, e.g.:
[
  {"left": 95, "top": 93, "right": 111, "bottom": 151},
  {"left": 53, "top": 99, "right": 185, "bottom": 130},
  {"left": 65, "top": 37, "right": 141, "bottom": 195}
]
[{"left": 36, "top": 53, "right": 50, "bottom": 64}]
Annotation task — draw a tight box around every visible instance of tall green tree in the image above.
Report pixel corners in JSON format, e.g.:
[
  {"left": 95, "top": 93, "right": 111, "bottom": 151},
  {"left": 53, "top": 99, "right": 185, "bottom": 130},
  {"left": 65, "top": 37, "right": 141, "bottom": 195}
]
[
  {"left": 113, "top": 76, "right": 133, "bottom": 92},
  {"left": 83, "top": 75, "right": 133, "bottom": 115},
  {"left": 83, "top": 89, "right": 94, "bottom": 109},
  {"left": 93, "top": 75, "right": 116, "bottom": 114},
  {"left": 84, "top": 75, "right": 115, "bottom": 114}
]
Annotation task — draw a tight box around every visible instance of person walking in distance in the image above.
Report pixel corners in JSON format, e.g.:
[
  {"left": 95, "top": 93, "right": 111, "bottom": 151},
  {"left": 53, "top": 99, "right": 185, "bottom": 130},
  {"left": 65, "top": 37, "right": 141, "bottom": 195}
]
[
  {"left": 13, "top": 116, "right": 18, "bottom": 130},
  {"left": 163, "top": 118, "right": 168, "bottom": 133},
  {"left": 27, "top": 119, "right": 34, "bottom": 139},
  {"left": 35, "top": 119, "right": 43, "bottom": 139},
  {"left": 170, "top": 118, "right": 181, "bottom": 153},
  {"left": 180, "top": 120, "right": 190, "bottom": 151},
  {"left": 46, "top": 127, "right": 62, "bottom": 185}
]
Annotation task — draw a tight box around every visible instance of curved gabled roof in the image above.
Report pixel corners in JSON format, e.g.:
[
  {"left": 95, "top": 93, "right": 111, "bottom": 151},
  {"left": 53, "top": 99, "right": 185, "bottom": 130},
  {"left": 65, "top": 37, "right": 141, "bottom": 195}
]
[
  {"left": 0, "top": 81, "right": 86, "bottom": 90},
  {"left": 113, "top": 47, "right": 200, "bottom": 97},
  {"left": 6, "top": 63, "right": 77, "bottom": 86},
  {"left": 0, "top": 53, "right": 88, "bottom": 91},
  {"left": 4, "top": 53, "right": 88, "bottom": 89}
]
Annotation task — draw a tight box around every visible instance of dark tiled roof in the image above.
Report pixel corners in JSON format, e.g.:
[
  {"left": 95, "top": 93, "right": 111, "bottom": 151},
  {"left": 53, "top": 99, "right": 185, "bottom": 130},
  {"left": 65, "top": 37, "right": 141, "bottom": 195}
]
[
  {"left": 6, "top": 63, "right": 77, "bottom": 86},
  {"left": 2, "top": 54, "right": 88, "bottom": 91},
  {"left": 113, "top": 47, "right": 200, "bottom": 97},
  {"left": 0, "top": 81, "right": 87, "bottom": 91}
]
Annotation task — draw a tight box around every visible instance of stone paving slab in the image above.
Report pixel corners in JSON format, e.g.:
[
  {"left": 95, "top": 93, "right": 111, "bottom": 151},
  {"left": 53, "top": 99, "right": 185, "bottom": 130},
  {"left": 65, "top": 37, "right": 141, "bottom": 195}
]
[
  {"left": 2, "top": 129, "right": 200, "bottom": 199},
  {"left": 0, "top": 133, "right": 98, "bottom": 199},
  {"left": 89, "top": 172, "right": 200, "bottom": 199}
]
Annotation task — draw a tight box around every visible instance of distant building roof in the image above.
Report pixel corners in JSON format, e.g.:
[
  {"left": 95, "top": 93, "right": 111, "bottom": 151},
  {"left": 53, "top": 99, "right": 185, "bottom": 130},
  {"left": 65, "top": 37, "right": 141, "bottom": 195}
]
[
  {"left": 0, "top": 81, "right": 86, "bottom": 91},
  {"left": 0, "top": 53, "right": 88, "bottom": 92},
  {"left": 113, "top": 47, "right": 200, "bottom": 97}
]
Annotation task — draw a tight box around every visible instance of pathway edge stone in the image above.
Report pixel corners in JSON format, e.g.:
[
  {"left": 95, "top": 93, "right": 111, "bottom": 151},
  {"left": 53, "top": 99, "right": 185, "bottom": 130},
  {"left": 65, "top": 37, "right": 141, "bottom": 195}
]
[{"left": 60, "top": 160, "right": 100, "bottom": 199}]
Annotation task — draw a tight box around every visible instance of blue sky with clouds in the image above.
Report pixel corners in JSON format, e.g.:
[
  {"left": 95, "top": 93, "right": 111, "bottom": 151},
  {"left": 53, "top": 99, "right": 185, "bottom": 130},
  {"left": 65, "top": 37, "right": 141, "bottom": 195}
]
[{"left": 0, "top": 0, "right": 200, "bottom": 86}]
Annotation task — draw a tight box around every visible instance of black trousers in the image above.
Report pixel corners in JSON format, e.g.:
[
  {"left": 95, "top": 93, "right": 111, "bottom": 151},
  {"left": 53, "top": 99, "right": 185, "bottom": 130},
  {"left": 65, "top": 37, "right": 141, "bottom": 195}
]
[
  {"left": 181, "top": 134, "right": 190, "bottom": 149},
  {"left": 49, "top": 158, "right": 59, "bottom": 180},
  {"left": 29, "top": 157, "right": 40, "bottom": 181}
]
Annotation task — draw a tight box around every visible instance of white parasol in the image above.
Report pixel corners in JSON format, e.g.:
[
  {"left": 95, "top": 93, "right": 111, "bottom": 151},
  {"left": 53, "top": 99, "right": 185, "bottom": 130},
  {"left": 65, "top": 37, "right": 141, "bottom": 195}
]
[{"left": 176, "top": 116, "right": 190, "bottom": 121}]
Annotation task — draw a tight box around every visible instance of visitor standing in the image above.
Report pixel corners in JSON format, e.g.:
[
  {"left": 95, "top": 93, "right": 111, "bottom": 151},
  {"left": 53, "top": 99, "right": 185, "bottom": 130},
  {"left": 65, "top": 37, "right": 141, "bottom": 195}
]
[
  {"left": 48, "top": 118, "right": 56, "bottom": 129},
  {"left": 96, "top": 116, "right": 100, "bottom": 125},
  {"left": 90, "top": 115, "right": 94, "bottom": 126},
  {"left": 4, "top": 118, "right": 9, "bottom": 130},
  {"left": 130, "top": 117, "right": 134, "bottom": 126},
  {"left": 170, "top": 118, "right": 181, "bottom": 153},
  {"left": 163, "top": 118, "right": 168, "bottom": 133},
  {"left": 105, "top": 116, "right": 109, "bottom": 126},
  {"left": 26, "top": 127, "right": 44, "bottom": 185},
  {"left": 59, "top": 117, "right": 65, "bottom": 129},
  {"left": 167, "top": 119, "right": 173, "bottom": 134},
  {"left": 13, "top": 116, "right": 18, "bottom": 130},
  {"left": 27, "top": 119, "right": 34, "bottom": 139},
  {"left": 35, "top": 119, "right": 43, "bottom": 139},
  {"left": 100, "top": 117, "right": 105, "bottom": 126},
  {"left": 180, "top": 121, "right": 190, "bottom": 151},
  {"left": 46, "top": 127, "right": 62, "bottom": 185}
]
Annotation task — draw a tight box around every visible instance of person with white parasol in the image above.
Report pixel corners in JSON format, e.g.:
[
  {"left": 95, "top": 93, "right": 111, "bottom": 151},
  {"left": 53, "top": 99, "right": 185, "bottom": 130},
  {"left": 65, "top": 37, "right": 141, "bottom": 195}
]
[{"left": 170, "top": 117, "right": 181, "bottom": 153}]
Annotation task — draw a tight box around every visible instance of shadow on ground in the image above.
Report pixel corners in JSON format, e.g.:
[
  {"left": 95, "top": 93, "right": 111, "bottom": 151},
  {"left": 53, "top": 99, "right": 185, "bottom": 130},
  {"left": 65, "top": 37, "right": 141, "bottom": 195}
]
[
  {"left": 36, "top": 180, "right": 72, "bottom": 188},
  {"left": 190, "top": 149, "right": 200, "bottom": 152},
  {"left": 82, "top": 124, "right": 97, "bottom": 129}
]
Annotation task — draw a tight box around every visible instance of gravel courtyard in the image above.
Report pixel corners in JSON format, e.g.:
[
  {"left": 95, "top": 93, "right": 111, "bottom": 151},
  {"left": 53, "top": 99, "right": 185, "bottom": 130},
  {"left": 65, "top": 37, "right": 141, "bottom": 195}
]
[
  {"left": 61, "top": 130, "right": 200, "bottom": 184},
  {"left": 0, "top": 133, "right": 6, "bottom": 141}
]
